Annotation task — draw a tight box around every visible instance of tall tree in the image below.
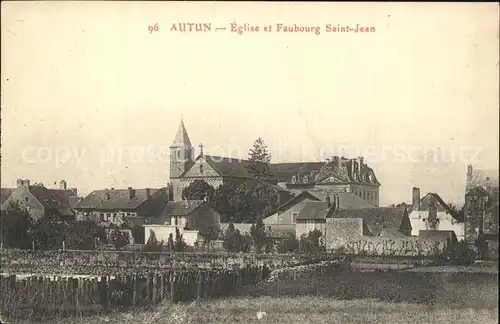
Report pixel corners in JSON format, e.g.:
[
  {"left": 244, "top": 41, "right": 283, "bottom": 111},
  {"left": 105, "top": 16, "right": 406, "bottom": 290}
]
[
  {"left": 247, "top": 137, "right": 273, "bottom": 180},
  {"left": 110, "top": 229, "right": 129, "bottom": 250},
  {"left": 174, "top": 227, "right": 187, "bottom": 252},
  {"left": 0, "top": 202, "right": 33, "bottom": 249},
  {"left": 447, "top": 203, "right": 465, "bottom": 222},
  {"left": 143, "top": 230, "right": 164, "bottom": 252},
  {"left": 250, "top": 217, "right": 268, "bottom": 253},
  {"left": 182, "top": 180, "right": 215, "bottom": 201}
]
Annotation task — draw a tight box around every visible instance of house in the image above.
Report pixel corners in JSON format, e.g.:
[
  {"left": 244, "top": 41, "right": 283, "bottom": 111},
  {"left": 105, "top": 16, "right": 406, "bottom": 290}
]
[
  {"left": 74, "top": 187, "right": 170, "bottom": 225},
  {"left": 295, "top": 200, "right": 336, "bottom": 239},
  {"left": 464, "top": 165, "right": 499, "bottom": 243},
  {"left": 169, "top": 118, "right": 380, "bottom": 205},
  {"left": 1, "top": 179, "right": 79, "bottom": 221},
  {"left": 144, "top": 200, "right": 220, "bottom": 246},
  {"left": 329, "top": 206, "right": 412, "bottom": 238},
  {"left": 263, "top": 190, "right": 374, "bottom": 226},
  {"left": 409, "top": 187, "right": 465, "bottom": 241},
  {"left": 418, "top": 230, "right": 458, "bottom": 248}
]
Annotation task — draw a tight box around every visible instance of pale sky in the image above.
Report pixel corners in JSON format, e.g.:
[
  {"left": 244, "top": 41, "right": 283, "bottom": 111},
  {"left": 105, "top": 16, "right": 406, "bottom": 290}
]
[{"left": 1, "top": 2, "right": 499, "bottom": 206}]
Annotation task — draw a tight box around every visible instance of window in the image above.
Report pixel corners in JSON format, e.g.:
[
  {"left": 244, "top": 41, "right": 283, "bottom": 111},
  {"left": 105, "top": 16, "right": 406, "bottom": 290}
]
[
  {"left": 100, "top": 213, "right": 105, "bottom": 221},
  {"left": 292, "top": 212, "right": 298, "bottom": 224},
  {"left": 291, "top": 176, "right": 296, "bottom": 184},
  {"left": 303, "top": 176, "right": 308, "bottom": 183},
  {"left": 200, "top": 163, "right": 204, "bottom": 174},
  {"left": 307, "top": 220, "right": 315, "bottom": 232},
  {"left": 25, "top": 197, "right": 29, "bottom": 202}
]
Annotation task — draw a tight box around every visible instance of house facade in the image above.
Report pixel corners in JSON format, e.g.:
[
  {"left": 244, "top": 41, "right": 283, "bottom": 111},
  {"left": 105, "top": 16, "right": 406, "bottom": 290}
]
[
  {"left": 2, "top": 179, "right": 79, "bottom": 221},
  {"left": 74, "top": 187, "right": 170, "bottom": 225},
  {"left": 169, "top": 118, "right": 380, "bottom": 205},
  {"left": 409, "top": 188, "right": 464, "bottom": 241},
  {"left": 144, "top": 200, "right": 221, "bottom": 246}
]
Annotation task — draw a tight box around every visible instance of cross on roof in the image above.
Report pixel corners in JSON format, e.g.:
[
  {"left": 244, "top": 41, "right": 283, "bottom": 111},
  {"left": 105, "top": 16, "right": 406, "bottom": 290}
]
[{"left": 199, "top": 143, "right": 204, "bottom": 155}]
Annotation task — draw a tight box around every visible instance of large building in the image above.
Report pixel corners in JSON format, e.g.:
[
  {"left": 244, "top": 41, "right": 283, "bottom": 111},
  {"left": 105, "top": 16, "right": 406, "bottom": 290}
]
[
  {"left": 169, "top": 119, "right": 381, "bottom": 205},
  {"left": 464, "top": 165, "right": 499, "bottom": 243}
]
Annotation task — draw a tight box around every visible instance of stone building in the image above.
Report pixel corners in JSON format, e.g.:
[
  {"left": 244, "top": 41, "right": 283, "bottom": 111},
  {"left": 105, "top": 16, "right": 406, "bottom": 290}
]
[
  {"left": 464, "top": 165, "right": 499, "bottom": 243},
  {"left": 1, "top": 179, "right": 79, "bottom": 221},
  {"left": 169, "top": 118, "right": 381, "bottom": 205}
]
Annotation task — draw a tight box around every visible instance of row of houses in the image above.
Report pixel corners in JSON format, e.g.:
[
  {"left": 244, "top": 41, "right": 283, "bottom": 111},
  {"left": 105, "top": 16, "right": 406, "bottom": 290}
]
[{"left": 1, "top": 165, "right": 497, "bottom": 254}]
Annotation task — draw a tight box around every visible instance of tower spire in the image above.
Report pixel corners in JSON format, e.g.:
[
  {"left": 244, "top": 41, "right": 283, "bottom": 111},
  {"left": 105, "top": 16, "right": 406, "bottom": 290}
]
[{"left": 171, "top": 118, "right": 192, "bottom": 147}]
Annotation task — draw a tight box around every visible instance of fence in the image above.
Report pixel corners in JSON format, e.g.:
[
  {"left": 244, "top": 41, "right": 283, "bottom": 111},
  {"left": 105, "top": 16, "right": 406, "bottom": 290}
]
[{"left": 0, "top": 265, "right": 269, "bottom": 315}]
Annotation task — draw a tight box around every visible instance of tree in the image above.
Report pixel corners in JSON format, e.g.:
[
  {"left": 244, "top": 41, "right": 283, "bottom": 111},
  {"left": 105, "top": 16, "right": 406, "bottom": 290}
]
[
  {"left": 0, "top": 202, "right": 33, "bottom": 249},
  {"left": 110, "top": 229, "right": 129, "bottom": 250},
  {"left": 212, "top": 180, "right": 294, "bottom": 223},
  {"left": 31, "top": 213, "right": 68, "bottom": 250},
  {"left": 240, "top": 233, "right": 253, "bottom": 253},
  {"left": 299, "top": 229, "right": 323, "bottom": 254},
  {"left": 167, "top": 233, "right": 175, "bottom": 251},
  {"left": 277, "top": 232, "right": 299, "bottom": 254},
  {"left": 199, "top": 225, "right": 220, "bottom": 252},
  {"left": 174, "top": 227, "right": 187, "bottom": 252},
  {"left": 182, "top": 180, "right": 215, "bottom": 201},
  {"left": 65, "top": 221, "right": 106, "bottom": 250},
  {"left": 223, "top": 223, "right": 241, "bottom": 252},
  {"left": 143, "top": 230, "right": 164, "bottom": 252},
  {"left": 250, "top": 217, "right": 267, "bottom": 253},
  {"left": 246, "top": 137, "right": 273, "bottom": 180}
]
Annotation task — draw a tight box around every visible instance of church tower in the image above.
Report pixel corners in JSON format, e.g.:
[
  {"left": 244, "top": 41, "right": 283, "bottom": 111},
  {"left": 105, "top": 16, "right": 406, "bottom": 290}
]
[{"left": 170, "top": 119, "right": 194, "bottom": 180}]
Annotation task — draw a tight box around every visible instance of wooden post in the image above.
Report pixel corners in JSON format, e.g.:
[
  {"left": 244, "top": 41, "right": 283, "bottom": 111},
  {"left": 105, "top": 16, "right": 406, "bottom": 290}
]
[{"left": 170, "top": 273, "right": 175, "bottom": 303}]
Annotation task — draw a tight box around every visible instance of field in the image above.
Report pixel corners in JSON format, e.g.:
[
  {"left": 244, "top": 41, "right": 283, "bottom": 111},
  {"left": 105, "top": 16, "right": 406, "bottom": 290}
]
[{"left": 4, "top": 263, "right": 496, "bottom": 324}]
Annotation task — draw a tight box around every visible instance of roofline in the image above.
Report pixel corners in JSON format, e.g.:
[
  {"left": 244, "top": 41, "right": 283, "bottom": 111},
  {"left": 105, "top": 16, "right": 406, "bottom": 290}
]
[{"left": 74, "top": 187, "right": 166, "bottom": 210}]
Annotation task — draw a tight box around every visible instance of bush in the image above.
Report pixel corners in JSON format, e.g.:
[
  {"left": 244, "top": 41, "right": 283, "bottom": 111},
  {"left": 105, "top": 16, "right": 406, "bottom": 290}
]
[{"left": 110, "top": 229, "right": 130, "bottom": 250}]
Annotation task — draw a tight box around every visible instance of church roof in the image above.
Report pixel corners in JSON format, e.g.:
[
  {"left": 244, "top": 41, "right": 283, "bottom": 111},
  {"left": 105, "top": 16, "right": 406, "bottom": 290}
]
[
  {"left": 171, "top": 119, "right": 192, "bottom": 147},
  {"left": 201, "top": 155, "right": 256, "bottom": 179}
]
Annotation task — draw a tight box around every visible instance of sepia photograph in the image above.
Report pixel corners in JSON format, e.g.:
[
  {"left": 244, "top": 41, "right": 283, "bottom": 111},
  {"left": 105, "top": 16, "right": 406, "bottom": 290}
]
[{"left": 0, "top": 2, "right": 499, "bottom": 323}]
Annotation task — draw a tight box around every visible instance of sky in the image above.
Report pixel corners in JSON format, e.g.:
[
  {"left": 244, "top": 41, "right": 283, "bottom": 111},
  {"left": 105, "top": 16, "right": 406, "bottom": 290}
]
[{"left": 1, "top": 2, "right": 499, "bottom": 206}]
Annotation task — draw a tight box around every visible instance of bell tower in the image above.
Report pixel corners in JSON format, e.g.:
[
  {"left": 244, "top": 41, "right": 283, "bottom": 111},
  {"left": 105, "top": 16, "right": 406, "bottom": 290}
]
[{"left": 170, "top": 118, "right": 194, "bottom": 180}]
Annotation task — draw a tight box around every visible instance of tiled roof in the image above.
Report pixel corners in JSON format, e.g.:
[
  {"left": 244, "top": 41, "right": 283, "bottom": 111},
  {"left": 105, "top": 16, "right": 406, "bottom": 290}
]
[
  {"left": 75, "top": 188, "right": 166, "bottom": 210},
  {"left": 313, "top": 192, "right": 374, "bottom": 209},
  {"left": 0, "top": 188, "right": 15, "bottom": 206},
  {"left": 465, "top": 186, "right": 489, "bottom": 197},
  {"left": 270, "top": 162, "right": 325, "bottom": 182},
  {"left": 296, "top": 201, "right": 332, "bottom": 220},
  {"left": 418, "top": 193, "right": 453, "bottom": 214},
  {"left": 418, "top": 230, "right": 458, "bottom": 243},
  {"left": 201, "top": 155, "right": 255, "bottom": 179},
  {"left": 160, "top": 200, "right": 204, "bottom": 217},
  {"left": 332, "top": 207, "right": 408, "bottom": 236},
  {"left": 273, "top": 191, "right": 321, "bottom": 213},
  {"left": 171, "top": 119, "right": 192, "bottom": 147},
  {"left": 28, "top": 185, "right": 78, "bottom": 209}
]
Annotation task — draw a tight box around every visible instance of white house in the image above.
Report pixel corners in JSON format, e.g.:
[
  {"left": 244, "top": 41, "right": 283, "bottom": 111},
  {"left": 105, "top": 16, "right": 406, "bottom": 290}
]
[{"left": 409, "top": 188, "right": 464, "bottom": 241}]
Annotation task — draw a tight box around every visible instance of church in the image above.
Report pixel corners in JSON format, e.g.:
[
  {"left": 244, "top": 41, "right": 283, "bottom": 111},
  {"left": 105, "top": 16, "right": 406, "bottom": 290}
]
[{"left": 169, "top": 119, "right": 381, "bottom": 206}]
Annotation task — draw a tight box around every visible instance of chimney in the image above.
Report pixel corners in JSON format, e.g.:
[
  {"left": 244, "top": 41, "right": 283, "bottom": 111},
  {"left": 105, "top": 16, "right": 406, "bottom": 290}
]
[
  {"left": 22, "top": 179, "right": 30, "bottom": 188},
  {"left": 105, "top": 191, "right": 111, "bottom": 200},
  {"left": 17, "top": 179, "right": 23, "bottom": 188},
  {"left": 467, "top": 165, "right": 473, "bottom": 177},
  {"left": 60, "top": 180, "right": 67, "bottom": 190},
  {"left": 358, "top": 156, "right": 364, "bottom": 167},
  {"left": 326, "top": 194, "right": 331, "bottom": 207},
  {"left": 412, "top": 187, "right": 420, "bottom": 211},
  {"left": 128, "top": 187, "right": 136, "bottom": 200},
  {"left": 70, "top": 188, "right": 78, "bottom": 195},
  {"left": 145, "top": 188, "right": 151, "bottom": 198},
  {"left": 351, "top": 160, "right": 356, "bottom": 179}
]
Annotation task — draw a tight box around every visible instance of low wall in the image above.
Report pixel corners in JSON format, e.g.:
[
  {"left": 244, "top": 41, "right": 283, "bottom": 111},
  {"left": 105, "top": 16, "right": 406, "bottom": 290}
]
[
  {"left": 0, "top": 249, "right": 310, "bottom": 275},
  {"left": 328, "top": 237, "right": 448, "bottom": 257}
]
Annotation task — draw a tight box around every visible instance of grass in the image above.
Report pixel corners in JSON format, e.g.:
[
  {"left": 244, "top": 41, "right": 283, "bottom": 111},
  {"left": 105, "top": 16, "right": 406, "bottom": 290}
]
[
  {"left": 2, "top": 265, "right": 498, "bottom": 323},
  {"left": 9, "top": 296, "right": 495, "bottom": 324}
]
